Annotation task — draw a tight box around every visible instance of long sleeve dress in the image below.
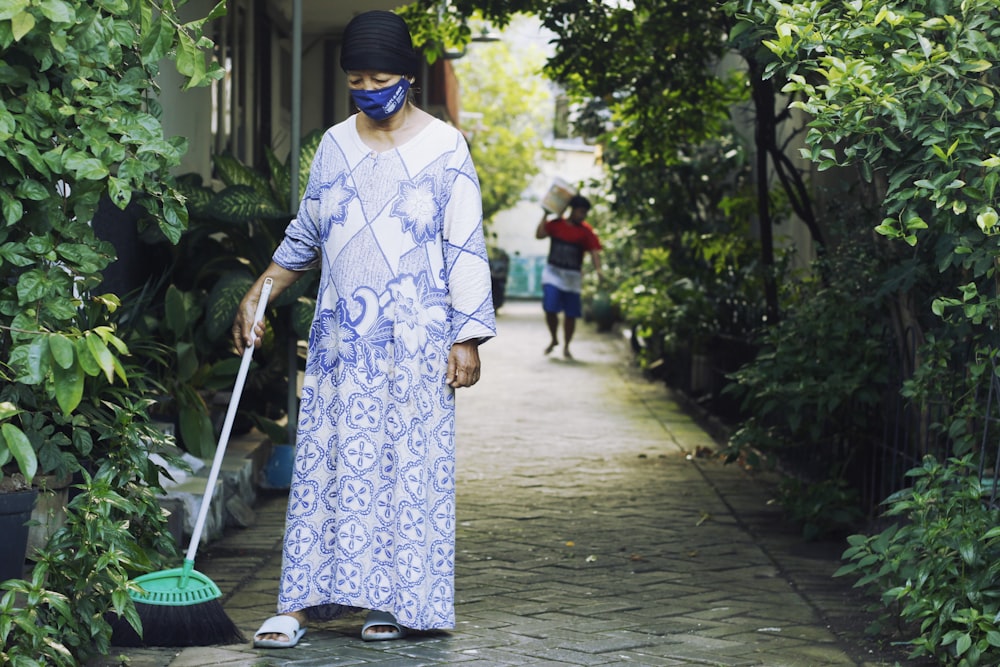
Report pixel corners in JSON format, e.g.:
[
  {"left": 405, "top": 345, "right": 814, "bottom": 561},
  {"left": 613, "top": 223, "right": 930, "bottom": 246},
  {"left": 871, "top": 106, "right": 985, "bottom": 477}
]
[{"left": 270, "top": 114, "right": 497, "bottom": 630}]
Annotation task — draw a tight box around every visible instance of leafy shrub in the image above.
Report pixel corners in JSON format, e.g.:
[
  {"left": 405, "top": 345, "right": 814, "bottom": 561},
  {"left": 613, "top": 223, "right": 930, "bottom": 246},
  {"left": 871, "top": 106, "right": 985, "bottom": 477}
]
[
  {"left": 837, "top": 456, "right": 1000, "bottom": 666},
  {"left": 776, "top": 475, "right": 864, "bottom": 541},
  {"left": 724, "top": 234, "right": 890, "bottom": 469},
  {"left": 0, "top": 394, "right": 178, "bottom": 665}
]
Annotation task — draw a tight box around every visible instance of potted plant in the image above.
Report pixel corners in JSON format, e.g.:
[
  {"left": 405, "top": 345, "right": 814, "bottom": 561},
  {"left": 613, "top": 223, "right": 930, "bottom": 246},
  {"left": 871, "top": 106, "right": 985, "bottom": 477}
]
[
  {"left": 0, "top": 1, "right": 223, "bottom": 663},
  {"left": 0, "top": 400, "right": 37, "bottom": 583}
]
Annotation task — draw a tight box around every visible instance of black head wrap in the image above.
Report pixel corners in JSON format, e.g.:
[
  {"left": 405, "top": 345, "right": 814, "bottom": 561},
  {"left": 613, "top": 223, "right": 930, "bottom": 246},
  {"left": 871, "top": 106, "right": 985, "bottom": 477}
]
[{"left": 340, "top": 10, "right": 419, "bottom": 77}]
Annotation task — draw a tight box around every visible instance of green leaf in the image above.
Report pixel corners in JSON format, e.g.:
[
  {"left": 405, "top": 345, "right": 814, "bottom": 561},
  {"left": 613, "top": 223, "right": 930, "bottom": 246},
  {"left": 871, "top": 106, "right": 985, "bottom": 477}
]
[
  {"left": 213, "top": 153, "right": 268, "bottom": 192},
  {"left": 16, "top": 268, "right": 49, "bottom": 303},
  {"left": 178, "top": 403, "right": 214, "bottom": 458},
  {"left": 85, "top": 332, "right": 116, "bottom": 383},
  {"left": 204, "top": 272, "right": 254, "bottom": 341},
  {"left": 956, "top": 632, "right": 972, "bottom": 656},
  {"left": 48, "top": 333, "right": 75, "bottom": 369},
  {"left": 164, "top": 285, "right": 189, "bottom": 339},
  {"left": 52, "top": 360, "right": 84, "bottom": 414},
  {"left": 0, "top": 0, "right": 30, "bottom": 21},
  {"left": 37, "top": 0, "right": 73, "bottom": 23},
  {"left": 175, "top": 31, "right": 203, "bottom": 85},
  {"left": 74, "top": 337, "right": 101, "bottom": 377},
  {"left": 0, "top": 401, "right": 17, "bottom": 421},
  {"left": 207, "top": 185, "right": 285, "bottom": 223},
  {"left": 1, "top": 422, "right": 36, "bottom": 484},
  {"left": 140, "top": 14, "right": 173, "bottom": 67},
  {"left": 10, "top": 9, "right": 34, "bottom": 40},
  {"left": 159, "top": 195, "right": 188, "bottom": 244},
  {"left": 15, "top": 179, "right": 49, "bottom": 201},
  {"left": 63, "top": 152, "right": 110, "bottom": 180},
  {"left": 18, "top": 337, "right": 50, "bottom": 384},
  {"left": 176, "top": 340, "right": 198, "bottom": 383}
]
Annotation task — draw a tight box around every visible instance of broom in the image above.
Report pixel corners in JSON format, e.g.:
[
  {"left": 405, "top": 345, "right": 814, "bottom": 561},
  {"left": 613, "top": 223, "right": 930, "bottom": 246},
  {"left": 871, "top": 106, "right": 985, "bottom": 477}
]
[{"left": 112, "top": 278, "right": 274, "bottom": 646}]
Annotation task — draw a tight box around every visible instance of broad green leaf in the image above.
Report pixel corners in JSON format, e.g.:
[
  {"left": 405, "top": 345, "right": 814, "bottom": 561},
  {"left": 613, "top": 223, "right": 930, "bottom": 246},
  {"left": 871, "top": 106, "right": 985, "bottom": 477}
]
[
  {"left": 179, "top": 404, "right": 214, "bottom": 458},
  {"left": 964, "top": 59, "right": 993, "bottom": 73},
  {"left": 204, "top": 273, "right": 254, "bottom": 341},
  {"left": 0, "top": 0, "right": 29, "bottom": 21},
  {"left": 175, "top": 31, "right": 201, "bottom": 83},
  {"left": 107, "top": 176, "right": 132, "bottom": 208},
  {"left": 48, "top": 333, "right": 75, "bottom": 369},
  {"left": 52, "top": 361, "right": 84, "bottom": 414},
  {"left": 15, "top": 179, "right": 50, "bottom": 201},
  {"left": 140, "top": 15, "right": 172, "bottom": 67},
  {"left": 18, "top": 337, "right": 50, "bottom": 384},
  {"left": 1, "top": 422, "right": 36, "bottom": 484},
  {"left": 10, "top": 9, "right": 34, "bottom": 41},
  {"left": 207, "top": 185, "right": 285, "bottom": 223},
  {"left": 37, "top": 0, "right": 74, "bottom": 23},
  {"left": 65, "top": 152, "right": 110, "bottom": 180},
  {"left": 955, "top": 632, "right": 972, "bottom": 656},
  {"left": 102, "top": 331, "right": 128, "bottom": 355},
  {"left": 164, "top": 285, "right": 193, "bottom": 339},
  {"left": 176, "top": 340, "right": 198, "bottom": 383},
  {"left": 85, "top": 332, "right": 116, "bottom": 383},
  {"left": 111, "top": 354, "right": 128, "bottom": 384},
  {"left": 74, "top": 337, "right": 101, "bottom": 377},
  {"left": 212, "top": 154, "right": 272, "bottom": 195}
]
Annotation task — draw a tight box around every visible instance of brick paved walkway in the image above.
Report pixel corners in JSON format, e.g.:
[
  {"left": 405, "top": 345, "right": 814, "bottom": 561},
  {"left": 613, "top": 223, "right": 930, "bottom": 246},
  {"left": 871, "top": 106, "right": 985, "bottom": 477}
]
[{"left": 93, "top": 300, "right": 913, "bottom": 667}]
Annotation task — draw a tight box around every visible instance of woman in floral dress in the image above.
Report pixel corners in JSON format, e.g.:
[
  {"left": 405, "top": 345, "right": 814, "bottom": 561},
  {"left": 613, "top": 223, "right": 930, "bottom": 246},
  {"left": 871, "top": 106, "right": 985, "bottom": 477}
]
[{"left": 233, "top": 10, "right": 496, "bottom": 649}]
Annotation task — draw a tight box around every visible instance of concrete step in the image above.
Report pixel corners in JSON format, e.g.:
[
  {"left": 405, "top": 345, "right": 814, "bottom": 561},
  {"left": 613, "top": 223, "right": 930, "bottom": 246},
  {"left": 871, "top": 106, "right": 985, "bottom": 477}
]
[{"left": 159, "top": 431, "right": 272, "bottom": 547}]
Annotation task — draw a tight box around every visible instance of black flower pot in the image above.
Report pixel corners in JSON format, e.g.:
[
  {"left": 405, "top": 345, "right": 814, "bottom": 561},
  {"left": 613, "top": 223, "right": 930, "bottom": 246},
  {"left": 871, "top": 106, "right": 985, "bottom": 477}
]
[{"left": 0, "top": 488, "right": 38, "bottom": 582}]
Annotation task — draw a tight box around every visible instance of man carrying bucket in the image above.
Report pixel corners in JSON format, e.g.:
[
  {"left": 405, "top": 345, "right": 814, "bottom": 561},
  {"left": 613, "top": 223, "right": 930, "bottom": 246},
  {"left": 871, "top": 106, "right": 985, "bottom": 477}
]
[{"left": 535, "top": 194, "right": 603, "bottom": 359}]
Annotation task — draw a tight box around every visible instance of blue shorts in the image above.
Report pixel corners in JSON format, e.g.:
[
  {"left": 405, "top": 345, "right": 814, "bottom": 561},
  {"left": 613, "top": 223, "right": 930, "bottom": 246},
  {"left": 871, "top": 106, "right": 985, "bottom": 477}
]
[{"left": 542, "top": 284, "right": 582, "bottom": 318}]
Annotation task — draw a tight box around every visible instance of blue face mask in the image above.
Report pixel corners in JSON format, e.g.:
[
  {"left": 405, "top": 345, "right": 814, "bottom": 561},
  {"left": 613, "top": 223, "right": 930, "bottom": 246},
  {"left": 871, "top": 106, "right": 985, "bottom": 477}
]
[{"left": 350, "top": 78, "right": 411, "bottom": 121}]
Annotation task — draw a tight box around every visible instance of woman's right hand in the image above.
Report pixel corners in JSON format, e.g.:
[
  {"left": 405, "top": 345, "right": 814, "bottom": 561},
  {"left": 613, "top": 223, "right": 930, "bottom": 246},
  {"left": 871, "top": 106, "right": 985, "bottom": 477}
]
[
  {"left": 233, "top": 287, "right": 267, "bottom": 353},
  {"left": 231, "top": 264, "right": 304, "bottom": 354}
]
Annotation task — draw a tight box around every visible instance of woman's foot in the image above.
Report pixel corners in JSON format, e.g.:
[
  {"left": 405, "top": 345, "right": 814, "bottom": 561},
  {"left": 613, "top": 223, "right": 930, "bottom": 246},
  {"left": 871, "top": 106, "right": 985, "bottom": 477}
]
[
  {"left": 253, "top": 610, "right": 308, "bottom": 647},
  {"left": 545, "top": 340, "right": 558, "bottom": 355},
  {"left": 361, "top": 609, "right": 407, "bottom": 641}
]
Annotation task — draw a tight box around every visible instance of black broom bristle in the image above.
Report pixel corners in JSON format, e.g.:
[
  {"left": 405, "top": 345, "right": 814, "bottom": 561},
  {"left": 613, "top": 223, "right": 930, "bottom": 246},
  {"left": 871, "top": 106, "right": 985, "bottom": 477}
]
[{"left": 110, "top": 599, "right": 246, "bottom": 647}]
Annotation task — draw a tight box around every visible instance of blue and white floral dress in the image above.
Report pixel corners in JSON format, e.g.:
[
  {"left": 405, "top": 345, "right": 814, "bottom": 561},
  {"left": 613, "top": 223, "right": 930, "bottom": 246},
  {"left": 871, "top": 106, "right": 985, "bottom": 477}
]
[{"left": 271, "top": 115, "right": 496, "bottom": 630}]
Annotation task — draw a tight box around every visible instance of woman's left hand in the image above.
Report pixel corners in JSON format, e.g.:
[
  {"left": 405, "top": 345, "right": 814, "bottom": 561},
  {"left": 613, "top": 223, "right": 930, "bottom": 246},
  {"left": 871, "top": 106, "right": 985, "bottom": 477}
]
[{"left": 446, "top": 340, "right": 481, "bottom": 388}]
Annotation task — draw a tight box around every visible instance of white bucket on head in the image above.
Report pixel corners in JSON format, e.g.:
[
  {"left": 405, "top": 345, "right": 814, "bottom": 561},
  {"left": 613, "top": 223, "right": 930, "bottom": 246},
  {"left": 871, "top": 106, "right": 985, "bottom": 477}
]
[{"left": 541, "top": 177, "right": 577, "bottom": 213}]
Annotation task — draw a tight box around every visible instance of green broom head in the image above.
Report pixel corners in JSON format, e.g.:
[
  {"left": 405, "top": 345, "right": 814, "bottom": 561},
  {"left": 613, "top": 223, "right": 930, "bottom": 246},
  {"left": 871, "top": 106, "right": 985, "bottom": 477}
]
[
  {"left": 129, "top": 559, "right": 222, "bottom": 606},
  {"left": 112, "top": 558, "right": 245, "bottom": 647}
]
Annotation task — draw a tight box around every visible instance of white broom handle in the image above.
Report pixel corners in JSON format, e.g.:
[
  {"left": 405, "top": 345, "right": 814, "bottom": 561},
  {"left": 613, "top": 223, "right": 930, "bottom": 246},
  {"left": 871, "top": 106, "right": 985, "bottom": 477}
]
[{"left": 186, "top": 277, "right": 274, "bottom": 560}]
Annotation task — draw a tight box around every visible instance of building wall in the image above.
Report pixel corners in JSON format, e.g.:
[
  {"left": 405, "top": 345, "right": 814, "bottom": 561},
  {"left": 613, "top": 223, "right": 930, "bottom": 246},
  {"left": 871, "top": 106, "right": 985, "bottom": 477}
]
[
  {"left": 159, "top": 2, "right": 460, "bottom": 187},
  {"left": 157, "top": 0, "right": 218, "bottom": 182}
]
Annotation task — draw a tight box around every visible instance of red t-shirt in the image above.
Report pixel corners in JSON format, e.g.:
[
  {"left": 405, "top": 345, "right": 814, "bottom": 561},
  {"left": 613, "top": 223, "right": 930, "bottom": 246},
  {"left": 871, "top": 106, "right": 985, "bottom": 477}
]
[{"left": 544, "top": 218, "right": 601, "bottom": 271}]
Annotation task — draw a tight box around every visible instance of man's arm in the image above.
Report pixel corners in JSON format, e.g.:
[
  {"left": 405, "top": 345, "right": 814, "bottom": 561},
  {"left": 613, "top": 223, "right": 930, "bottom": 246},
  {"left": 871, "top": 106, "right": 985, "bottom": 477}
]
[
  {"left": 535, "top": 210, "right": 551, "bottom": 239},
  {"left": 590, "top": 249, "right": 604, "bottom": 282}
]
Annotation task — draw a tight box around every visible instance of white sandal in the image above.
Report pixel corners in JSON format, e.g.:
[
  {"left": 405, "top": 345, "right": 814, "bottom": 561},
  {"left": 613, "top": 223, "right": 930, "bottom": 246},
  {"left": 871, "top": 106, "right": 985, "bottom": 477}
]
[{"left": 253, "top": 614, "right": 306, "bottom": 648}]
